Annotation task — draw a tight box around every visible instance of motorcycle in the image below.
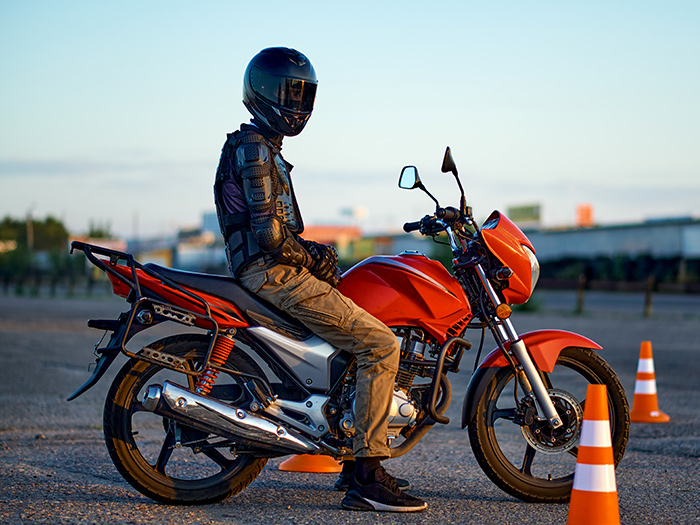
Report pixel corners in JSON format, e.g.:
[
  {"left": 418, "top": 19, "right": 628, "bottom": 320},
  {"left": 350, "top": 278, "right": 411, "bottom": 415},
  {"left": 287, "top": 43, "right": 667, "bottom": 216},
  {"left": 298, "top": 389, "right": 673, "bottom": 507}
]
[{"left": 69, "top": 146, "right": 629, "bottom": 505}]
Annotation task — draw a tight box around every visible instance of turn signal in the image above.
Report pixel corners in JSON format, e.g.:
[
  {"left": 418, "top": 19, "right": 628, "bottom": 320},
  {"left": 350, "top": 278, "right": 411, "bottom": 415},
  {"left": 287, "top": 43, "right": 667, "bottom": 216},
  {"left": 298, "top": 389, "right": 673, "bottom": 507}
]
[{"left": 496, "top": 304, "right": 512, "bottom": 319}]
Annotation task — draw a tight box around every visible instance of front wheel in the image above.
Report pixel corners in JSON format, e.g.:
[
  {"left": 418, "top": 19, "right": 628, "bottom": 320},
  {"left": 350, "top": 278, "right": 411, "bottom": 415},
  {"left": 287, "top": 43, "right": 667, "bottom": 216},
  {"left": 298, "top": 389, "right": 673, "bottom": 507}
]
[
  {"left": 103, "top": 334, "right": 268, "bottom": 505},
  {"left": 467, "top": 347, "right": 630, "bottom": 503}
]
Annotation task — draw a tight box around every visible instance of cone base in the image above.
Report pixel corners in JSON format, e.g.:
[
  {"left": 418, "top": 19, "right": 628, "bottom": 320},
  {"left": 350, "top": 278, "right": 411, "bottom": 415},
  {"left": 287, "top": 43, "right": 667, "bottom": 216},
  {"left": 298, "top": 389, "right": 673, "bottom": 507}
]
[
  {"left": 566, "top": 489, "right": 620, "bottom": 525},
  {"left": 630, "top": 408, "right": 670, "bottom": 423},
  {"left": 278, "top": 454, "right": 342, "bottom": 473}
]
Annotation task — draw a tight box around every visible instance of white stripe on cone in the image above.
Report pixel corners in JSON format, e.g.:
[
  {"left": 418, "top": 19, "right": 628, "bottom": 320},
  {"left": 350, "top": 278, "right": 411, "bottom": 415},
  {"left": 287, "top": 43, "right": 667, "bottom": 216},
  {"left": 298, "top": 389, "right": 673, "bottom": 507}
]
[
  {"left": 634, "top": 379, "right": 658, "bottom": 395},
  {"left": 572, "top": 463, "right": 617, "bottom": 492},
  {"left": 637, "top": 358, "right": 655, "bottom": 374},
  {"left": 578, "top": 420, "right": 613, "bottom": 448}
]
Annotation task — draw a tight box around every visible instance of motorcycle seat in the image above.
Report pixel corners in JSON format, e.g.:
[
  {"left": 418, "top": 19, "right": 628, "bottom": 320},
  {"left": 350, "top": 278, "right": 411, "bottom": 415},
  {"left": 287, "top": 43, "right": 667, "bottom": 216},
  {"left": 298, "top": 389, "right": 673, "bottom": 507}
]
[{"left": 143, "top": 263, "right": 312, "bottom": 340}]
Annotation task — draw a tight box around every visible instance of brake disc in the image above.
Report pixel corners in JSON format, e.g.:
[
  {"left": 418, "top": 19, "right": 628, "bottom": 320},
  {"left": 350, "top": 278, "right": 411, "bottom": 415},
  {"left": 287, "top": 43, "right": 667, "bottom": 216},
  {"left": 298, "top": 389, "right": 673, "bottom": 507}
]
[{"left": 520, "top": 389, "right": 583, "bottom": 454}]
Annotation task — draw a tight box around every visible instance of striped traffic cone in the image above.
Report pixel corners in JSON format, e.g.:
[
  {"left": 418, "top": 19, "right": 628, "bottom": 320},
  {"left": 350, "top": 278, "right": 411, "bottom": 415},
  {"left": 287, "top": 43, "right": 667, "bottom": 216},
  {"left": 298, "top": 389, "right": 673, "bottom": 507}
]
[
  {"left": 630, "top": 341, "right": 670, "bottom": 423},
  {"left": 566, "top": 384, "right": 620, "bottom": 525},
  {"left": 278, "top": 454, "right": 342, "bottom": 473}
]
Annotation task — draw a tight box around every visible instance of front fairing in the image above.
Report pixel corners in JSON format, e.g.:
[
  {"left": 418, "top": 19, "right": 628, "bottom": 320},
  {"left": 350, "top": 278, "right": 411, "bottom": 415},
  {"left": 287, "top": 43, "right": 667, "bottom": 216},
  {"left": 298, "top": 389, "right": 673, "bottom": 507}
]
[
  {"left": 339, "top": 252, "right": 472, "bottom": 344},
  {"left": 480, "top": 211, "right": 536, "bottom": 304}
]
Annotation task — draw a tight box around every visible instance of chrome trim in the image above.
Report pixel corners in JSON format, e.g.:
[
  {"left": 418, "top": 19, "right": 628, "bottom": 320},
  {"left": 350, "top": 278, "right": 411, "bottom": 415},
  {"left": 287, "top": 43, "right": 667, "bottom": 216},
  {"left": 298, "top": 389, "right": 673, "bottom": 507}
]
[
  {"left": 474, "top": 263, "right": 562, "bottom": 429},
  {"left": 142, "top": 381, "right": 319, "bottom": 454},
  {"left": 264, "top": 395, "right": 330, "bottom": 438},
  {"left": 509, "top": 340, "right": 563, "bottom": 428}
]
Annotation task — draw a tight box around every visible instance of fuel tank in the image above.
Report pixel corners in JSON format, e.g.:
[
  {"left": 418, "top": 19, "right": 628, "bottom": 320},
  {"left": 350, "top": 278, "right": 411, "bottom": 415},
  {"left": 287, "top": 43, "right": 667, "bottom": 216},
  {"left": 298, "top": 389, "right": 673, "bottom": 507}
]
[{"left": 339, "top": 252, "right": 472, "bottom": 343}]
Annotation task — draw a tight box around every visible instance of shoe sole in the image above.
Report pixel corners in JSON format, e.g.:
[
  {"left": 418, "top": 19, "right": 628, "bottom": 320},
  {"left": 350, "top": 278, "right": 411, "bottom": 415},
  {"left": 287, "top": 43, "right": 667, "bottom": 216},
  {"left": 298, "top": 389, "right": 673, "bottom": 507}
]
[
  {"left": 335, "top": 481, "right": 410, "bottom": 492},
  {"left": 341, "top": 492, "right": 427, "bottom": 513},
  {"left": 335, "top": 484, "right": 410, "bottom": 492}
]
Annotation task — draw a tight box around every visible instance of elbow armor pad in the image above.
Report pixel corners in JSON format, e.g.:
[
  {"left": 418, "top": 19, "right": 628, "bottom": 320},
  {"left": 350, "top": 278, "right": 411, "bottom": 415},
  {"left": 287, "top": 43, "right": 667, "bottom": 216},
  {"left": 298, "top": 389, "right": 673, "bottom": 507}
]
[{"left": 252, "top": 215, "right": 309, "bottom": 267}]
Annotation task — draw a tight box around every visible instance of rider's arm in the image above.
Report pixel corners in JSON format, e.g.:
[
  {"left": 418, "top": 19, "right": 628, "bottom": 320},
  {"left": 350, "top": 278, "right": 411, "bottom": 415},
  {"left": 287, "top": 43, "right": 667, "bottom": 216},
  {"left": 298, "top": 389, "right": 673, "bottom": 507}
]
[{"left": 236, "top": 138, "right": 311, "bottom": 267}]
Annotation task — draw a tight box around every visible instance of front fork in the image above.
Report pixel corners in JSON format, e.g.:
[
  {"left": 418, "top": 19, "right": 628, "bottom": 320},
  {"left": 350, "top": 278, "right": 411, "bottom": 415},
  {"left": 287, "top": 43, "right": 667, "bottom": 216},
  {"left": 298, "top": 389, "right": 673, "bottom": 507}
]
[
  {"left": 445, "top": 223, "right": 563, "bottom": 430},
  {"left": 474, "top": 264, "right": 563, "bottom": 429}
]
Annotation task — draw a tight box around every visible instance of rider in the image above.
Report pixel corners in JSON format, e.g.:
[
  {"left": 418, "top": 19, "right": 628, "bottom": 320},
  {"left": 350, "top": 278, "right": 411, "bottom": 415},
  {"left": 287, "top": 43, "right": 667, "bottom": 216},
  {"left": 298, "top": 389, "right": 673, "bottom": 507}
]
[{"left": 213, "top": 47, "right": 427, "bottom": 513}]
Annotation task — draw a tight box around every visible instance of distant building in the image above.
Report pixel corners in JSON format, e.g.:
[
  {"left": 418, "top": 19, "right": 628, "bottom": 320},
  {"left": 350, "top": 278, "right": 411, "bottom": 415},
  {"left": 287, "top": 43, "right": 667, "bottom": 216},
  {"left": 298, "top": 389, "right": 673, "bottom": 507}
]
[
  {"left": 121, "top": 212, "right": 699, "bottom": 287},
  {"left": 202, "top": 212, "right": 221, "bottom": 238},
  {"left": 303, "top": 225, "right": 362, "bottom": 260},
  {"left": 507, "top": 204, "right": 541, "bottom": 230},
  {"left": 526, "top": 217, "right": 700, "bottom": 261}
]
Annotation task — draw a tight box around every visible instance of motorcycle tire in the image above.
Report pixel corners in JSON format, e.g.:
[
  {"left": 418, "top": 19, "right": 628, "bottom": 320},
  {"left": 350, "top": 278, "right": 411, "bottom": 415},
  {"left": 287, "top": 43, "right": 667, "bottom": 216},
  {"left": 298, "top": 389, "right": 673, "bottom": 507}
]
[
  {"left": 104, "top": 334, "right": 268, "bottom": 505},
  {"left": 467, "top": 346, "right": 630, "bottom": 503}
]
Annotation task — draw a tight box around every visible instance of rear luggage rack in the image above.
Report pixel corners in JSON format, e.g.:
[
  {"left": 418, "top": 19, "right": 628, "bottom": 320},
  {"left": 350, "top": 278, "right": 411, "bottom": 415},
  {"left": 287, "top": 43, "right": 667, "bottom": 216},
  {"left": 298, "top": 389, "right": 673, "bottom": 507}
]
[{"left": 71, "top": 241, "right": 231, "bottom": 378}]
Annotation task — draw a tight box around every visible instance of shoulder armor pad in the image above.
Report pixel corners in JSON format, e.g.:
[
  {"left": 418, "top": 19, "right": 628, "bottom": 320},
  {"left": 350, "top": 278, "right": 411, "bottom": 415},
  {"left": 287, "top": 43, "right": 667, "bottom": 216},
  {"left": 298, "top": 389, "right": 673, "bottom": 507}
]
[{"left": 236, "top": 141, "right": 270, "bottom": 171}]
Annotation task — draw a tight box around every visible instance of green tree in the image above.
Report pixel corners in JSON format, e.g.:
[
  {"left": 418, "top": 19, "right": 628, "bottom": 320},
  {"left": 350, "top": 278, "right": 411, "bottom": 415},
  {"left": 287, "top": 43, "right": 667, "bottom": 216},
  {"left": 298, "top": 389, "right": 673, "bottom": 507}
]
[
  {"left": 88, "top": 220, "right": 112, "bottom": 239},
  {"left": 0, "top": 215, "right": 69, "bottom": 251},
  {"left": 0, "top": 215, "right": 71, "bottom": 294}
]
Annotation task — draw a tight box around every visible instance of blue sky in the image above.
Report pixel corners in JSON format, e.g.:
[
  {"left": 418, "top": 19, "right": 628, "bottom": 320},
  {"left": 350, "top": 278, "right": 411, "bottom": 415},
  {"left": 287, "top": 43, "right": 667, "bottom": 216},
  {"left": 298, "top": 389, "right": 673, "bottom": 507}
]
[{"left": 1, "top": 1, "right": 698, "bottom": 238}]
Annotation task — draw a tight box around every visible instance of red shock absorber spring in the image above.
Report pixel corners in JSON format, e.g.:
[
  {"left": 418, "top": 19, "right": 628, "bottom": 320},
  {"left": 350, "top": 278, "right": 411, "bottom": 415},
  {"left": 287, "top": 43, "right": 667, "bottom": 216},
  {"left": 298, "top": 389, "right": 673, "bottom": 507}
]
[{"left": 195, "top": 332, "right": 235, "bottom": 395}]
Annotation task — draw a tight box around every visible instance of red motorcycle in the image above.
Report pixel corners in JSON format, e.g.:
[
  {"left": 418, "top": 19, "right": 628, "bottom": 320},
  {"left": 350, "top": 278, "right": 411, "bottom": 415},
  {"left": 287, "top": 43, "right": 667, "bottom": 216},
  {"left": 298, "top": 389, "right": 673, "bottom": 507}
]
[{"left": 69, "top": 147, "right": 629, "bottom": 505}]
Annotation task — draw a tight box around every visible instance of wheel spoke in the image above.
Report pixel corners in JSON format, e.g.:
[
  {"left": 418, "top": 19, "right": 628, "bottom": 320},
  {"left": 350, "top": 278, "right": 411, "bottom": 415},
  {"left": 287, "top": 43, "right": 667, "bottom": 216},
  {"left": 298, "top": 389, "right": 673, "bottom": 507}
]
[
  {"left": 520, "top": 444, "right": 537, "bottom": 476},
  {"left": 154, "top": 428, "right": 177, "bottom": 474},
  {"left": 130, "top": 400, "right": 148, "bottom": 414},
  {"left": 492, "top": 407, "right": 516, "bottom": 421},
  {"left": 201, "top": 447, "right": 235, "bottom": 470}
]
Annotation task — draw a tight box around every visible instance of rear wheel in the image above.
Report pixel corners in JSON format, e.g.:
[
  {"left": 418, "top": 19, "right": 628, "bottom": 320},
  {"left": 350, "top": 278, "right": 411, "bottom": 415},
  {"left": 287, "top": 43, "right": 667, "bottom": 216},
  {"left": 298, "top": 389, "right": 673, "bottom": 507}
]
[
  {"left": 104, "top": 334, "right": 268, "bottom": 505},
  {"left": 467, "top": 347, "right": 630, "bottom": 503}
]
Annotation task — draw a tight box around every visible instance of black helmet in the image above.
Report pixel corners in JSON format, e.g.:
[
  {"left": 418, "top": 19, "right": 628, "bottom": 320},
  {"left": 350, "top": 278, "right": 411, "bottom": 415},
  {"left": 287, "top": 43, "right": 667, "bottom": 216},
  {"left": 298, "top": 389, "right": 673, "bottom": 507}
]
[{"left": 243, "top": 47, "right": 318, "bottom": 136}]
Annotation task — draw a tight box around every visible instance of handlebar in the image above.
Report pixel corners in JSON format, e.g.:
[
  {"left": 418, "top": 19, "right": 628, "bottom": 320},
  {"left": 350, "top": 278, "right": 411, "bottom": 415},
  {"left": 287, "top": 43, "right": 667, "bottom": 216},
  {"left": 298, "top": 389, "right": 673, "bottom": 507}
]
[
  {"left": 403, "top": 206, "right": 462, "bottom": 234},
  {"left": 403, "top": 221, "right": 422, "bottom": 233}
]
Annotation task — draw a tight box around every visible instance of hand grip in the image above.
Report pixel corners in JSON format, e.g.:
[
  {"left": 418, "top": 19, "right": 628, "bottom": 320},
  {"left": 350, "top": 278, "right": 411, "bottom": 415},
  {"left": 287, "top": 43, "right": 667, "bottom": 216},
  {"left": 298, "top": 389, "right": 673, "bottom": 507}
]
[{"left": 403, "top": 221, "right": 421, "bottom": 233}]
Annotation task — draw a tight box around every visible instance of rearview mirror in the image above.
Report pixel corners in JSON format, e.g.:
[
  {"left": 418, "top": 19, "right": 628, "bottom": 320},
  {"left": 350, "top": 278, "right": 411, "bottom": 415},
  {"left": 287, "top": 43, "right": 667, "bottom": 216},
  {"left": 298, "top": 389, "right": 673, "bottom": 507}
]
[
  {"left": 441, "top": 147, "right": 458, "bottom": 177},
  {"left": 399, "top": 166, "right": 421, "bottom": 189}
]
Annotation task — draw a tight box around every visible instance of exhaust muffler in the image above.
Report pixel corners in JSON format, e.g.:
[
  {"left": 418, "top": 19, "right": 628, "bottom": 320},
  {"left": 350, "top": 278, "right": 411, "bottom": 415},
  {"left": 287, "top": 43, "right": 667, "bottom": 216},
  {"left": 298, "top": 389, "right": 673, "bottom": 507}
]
[{"left": 142, "top": 380, "right": 319, "bottom": 455}]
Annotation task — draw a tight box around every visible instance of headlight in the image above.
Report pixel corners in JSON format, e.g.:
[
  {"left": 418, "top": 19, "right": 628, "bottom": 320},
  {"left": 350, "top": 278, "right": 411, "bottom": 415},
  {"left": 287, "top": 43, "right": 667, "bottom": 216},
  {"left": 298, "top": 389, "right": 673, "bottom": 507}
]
[{"left": 523, "top": 245, "right": 540, "bottom": 293}]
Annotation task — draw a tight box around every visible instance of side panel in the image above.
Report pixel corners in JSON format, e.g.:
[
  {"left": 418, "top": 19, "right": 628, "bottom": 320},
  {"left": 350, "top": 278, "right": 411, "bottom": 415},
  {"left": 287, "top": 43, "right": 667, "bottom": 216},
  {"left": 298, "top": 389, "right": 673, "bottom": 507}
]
[
  {"left": 247, "top": 327, "right": 342, "bottom": 392},
  {"left": 108, "top": 265, "right": 248, "bottom": 329}
]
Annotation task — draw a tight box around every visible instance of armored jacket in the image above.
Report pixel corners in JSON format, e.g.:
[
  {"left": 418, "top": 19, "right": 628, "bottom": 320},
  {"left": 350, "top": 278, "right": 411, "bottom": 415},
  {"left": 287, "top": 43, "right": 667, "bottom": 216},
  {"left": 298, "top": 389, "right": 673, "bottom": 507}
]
[{"left": 214, "top": 124, "right": 311, "bottom": 276}]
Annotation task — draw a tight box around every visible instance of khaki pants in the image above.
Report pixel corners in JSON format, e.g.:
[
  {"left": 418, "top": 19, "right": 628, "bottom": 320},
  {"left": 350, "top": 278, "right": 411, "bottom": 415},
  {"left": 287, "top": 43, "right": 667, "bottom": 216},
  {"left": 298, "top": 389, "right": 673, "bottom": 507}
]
[{"left": 238, "top": 255, "right": 400, "bottom": 458}]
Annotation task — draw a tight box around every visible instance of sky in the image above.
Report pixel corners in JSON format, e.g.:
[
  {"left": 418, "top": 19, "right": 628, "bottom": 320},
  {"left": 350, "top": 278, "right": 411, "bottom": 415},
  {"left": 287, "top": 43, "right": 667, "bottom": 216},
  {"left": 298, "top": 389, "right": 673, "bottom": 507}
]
[{"left": 1, "top": 1, "right": 699, "bottom": 239}]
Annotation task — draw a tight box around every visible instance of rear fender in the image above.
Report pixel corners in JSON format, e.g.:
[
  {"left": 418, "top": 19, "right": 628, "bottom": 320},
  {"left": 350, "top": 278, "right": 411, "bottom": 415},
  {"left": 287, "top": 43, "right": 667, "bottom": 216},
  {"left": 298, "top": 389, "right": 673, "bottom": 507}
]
[
  {"left": 67, "top": 306, "right": 167, "bottom": 401},
  {"left": 461, "top": 329, "right": 602, "bottom": 428}
]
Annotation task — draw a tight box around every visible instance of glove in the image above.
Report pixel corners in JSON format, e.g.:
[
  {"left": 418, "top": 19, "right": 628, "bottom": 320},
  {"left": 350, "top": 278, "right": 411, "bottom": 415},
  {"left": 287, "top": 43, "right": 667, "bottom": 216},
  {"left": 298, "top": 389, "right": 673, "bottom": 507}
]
[{"left": 300, "top": 239, "right": 341, "bottom": 287}]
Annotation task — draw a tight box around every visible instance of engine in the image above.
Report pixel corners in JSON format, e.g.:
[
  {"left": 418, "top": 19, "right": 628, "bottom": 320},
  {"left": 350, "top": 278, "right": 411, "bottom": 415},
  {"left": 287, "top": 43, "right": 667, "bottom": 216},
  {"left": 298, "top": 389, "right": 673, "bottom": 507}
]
[
  {"left": 394, "top": 327, "right": 436, "bottom": 391},
  {"left": 334, "top": 328, "right": 436, "bottom": 440}
]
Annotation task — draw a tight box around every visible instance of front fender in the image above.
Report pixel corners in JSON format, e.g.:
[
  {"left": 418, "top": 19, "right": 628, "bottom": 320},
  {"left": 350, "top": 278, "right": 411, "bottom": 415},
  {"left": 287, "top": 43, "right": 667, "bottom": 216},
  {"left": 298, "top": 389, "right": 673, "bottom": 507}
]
[{"left": 461, "top": 329, "right": 602, "bottom": 428}]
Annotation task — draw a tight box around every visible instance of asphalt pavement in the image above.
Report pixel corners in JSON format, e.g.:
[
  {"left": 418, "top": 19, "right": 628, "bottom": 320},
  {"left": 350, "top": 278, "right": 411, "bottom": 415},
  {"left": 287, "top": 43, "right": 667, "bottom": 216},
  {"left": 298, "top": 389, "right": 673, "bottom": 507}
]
[{"left": 1, "top": 292, "right": 698, "bottom": 524}]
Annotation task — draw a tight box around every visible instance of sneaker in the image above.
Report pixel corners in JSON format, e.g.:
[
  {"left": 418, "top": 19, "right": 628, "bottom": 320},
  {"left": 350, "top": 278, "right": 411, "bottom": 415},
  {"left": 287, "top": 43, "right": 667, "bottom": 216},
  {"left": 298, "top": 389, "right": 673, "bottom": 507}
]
[
  {"left": 334, "top": 470, "right": 410, "bottom": 492},
  {"left": 340, "top": 467, "right": 427, "bottom": 513}
]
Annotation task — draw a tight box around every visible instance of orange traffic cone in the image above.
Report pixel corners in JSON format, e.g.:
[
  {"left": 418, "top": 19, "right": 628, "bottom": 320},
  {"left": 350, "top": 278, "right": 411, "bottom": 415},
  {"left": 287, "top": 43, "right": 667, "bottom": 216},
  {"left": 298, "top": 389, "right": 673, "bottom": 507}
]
[
  {"left": 630, "top": 341, "right": 670, "bottom": 423},
  {"left": 566, "top": 384, "right": 620, "bottom": 525},
  {"left": 278, "top": 454, "right": 343, "bottom": 473}
]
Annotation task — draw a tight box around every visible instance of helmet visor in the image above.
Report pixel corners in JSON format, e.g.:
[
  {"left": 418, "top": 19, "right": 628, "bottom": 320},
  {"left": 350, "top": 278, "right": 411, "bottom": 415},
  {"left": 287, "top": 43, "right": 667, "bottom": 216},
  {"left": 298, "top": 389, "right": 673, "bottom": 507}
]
[{"left": 250, "top": 67, "right": 317, "bottom": 113}]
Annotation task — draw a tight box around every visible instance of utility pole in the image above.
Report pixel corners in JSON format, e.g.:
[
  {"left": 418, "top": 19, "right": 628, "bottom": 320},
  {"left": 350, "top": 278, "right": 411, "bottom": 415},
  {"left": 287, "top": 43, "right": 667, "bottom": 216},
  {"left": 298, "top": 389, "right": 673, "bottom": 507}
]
[{"left": 26, "top": 205, "right": 35, "bottom": 251}]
